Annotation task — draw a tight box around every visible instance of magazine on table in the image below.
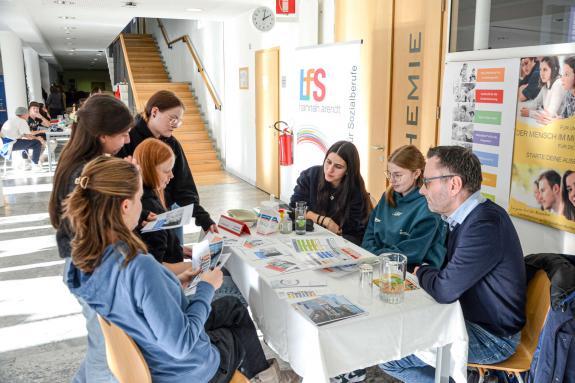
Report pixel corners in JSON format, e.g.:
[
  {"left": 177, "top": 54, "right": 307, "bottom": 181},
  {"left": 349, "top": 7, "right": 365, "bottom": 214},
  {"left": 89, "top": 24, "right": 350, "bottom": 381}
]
[
  {"left": 293, "top": 294, "right": 367, "bottom": 326},
  {"left": 141, "top": 203, "right": 194, "bottom": 233}
]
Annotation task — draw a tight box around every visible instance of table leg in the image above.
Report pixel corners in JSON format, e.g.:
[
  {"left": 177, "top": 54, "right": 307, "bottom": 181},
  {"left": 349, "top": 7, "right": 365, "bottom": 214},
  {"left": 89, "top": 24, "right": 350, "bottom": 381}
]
[
  {"left": 47, "top": 135, "right": 52, "bottom": 172},
  {"left": 435, "top": 343, "right": 451, "bottom": 383}
]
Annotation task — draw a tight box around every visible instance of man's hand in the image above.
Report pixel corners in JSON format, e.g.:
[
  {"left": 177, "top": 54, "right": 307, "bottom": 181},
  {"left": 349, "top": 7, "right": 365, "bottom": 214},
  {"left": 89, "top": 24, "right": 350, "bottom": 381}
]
[{"left": 201, "top": 267, "right": 223, "bottom": 289}]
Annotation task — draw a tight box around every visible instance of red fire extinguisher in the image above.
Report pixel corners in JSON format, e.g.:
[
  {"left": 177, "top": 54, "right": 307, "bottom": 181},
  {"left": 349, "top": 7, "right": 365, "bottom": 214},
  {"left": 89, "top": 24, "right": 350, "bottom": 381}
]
[{"left": 274, "top": 121, "right": 293, "bottom": 166}]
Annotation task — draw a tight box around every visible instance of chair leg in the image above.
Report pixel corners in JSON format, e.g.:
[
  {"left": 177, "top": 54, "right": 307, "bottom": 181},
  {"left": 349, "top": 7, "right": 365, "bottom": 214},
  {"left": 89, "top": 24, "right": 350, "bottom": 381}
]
[
  {"left": 477, "top": 367, "right": 485, "bottom": 383},
  {"left": 515, "top": 372, "right": 525, "bottom": 383}
]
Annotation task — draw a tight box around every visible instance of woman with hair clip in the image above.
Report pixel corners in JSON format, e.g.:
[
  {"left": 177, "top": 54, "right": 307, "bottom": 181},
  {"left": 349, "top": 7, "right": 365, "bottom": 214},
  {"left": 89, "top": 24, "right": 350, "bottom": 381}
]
[
  {"left": 49, "top": 95, "right": 133, "bottom": 382},
  {"left": 118, "top": 90, "right": 217, "bottom": 238},
  {"left": 361, "top": 145, "right": 446, "bottom": 269},
  {"left": 64, "top": 156, "right": 299, "bottom": 383},
  {"left": 133, "top": 138, "right": 246, "bottom": 305},
  {"left": 562, "top": 170, "right": 575, "bottom": 221},
  {"left": 290, "top": 140, "right": 372, "bottom": 245}
]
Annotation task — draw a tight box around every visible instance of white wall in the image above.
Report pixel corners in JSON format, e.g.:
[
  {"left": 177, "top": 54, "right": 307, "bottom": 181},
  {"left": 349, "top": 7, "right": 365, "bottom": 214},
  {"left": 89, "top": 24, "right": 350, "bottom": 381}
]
[
  {"left": 222, "top": 0, "right": 319, "bottom": 195},
  {"left": 148, "top": 18, "right": 225, "bottom": 162}
]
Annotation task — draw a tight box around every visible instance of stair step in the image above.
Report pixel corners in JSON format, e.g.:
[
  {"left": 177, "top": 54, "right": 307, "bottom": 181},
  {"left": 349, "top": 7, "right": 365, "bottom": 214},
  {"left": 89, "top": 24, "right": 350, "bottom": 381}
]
[
  {"left": 135, "top": 83, "right": 190, "bottom": 92},
  {"left": 130, "top": 61, "right": 165, "bottom": 67},
  {"left": 185, "top": 150, "right": 218, "bottom": 161},
  {"left": 133, "top": 75, "right": 170, "bottom": 81},
  {"left": 123, "top": 40, "right": 157, "bottom": 46},
  {"left": 133, "top": 78, "right": 171, "bottom": 83},
  {"left": 189, "top": 160, "right": 222, "bottom": 172},
  {"left": 127, "top": 52, "right": 161, "bottom": 58},
  {"left": 123, "top": 33, "right": 154, "bottom": 39},
  {"left": 126, "top": 47, "right": 161, "bottom": 54},
  {"left": 180, "top": 141, "right": 213, "bottom": 151},
  {"left": 128, "top": 57, "right": 164, "bottom": 63},
  {"left": 173, "top": 131, "right": 209, "bottom": 141},
  {"left": 194, "top": 171, "right": 239, "bottom": 186}
]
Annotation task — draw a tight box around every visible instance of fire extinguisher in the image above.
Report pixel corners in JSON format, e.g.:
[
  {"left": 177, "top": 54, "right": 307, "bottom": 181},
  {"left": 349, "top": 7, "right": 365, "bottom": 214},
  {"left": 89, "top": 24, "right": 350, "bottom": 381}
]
[{"left": 274, "top": 120, "right": 293, "bottom": 166}]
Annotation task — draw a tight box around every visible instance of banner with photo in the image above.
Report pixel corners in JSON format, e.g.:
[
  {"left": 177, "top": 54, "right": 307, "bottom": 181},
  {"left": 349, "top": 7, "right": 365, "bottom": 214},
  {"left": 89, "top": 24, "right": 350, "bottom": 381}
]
[
  {"left": 509, "top": 55, "right": 575, "bottom": 233},
  {"left": 440, "top": 59, "right": 520, "bottom": 209},
  {"left": 291, "top": 42, "right": 363, "bottom": 189}
]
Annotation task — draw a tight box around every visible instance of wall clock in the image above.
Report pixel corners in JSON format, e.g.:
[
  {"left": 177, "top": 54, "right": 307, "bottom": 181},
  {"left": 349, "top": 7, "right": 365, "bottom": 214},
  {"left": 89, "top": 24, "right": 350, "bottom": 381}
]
[{"left": 252, "top": 6, "right": 275, "bottom": 32}]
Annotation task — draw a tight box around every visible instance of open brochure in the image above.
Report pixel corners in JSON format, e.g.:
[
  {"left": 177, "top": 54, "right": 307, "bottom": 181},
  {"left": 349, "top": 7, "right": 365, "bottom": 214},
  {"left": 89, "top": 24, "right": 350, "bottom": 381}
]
[
  {"left": 184, "top": 240, "right": 211, "bottom": 295},
  {"left": 141, "top": 203, "right": 194, "bottom": 233},
  {"left": 293, "top": 294, "right": 367, "bottom": 326}
]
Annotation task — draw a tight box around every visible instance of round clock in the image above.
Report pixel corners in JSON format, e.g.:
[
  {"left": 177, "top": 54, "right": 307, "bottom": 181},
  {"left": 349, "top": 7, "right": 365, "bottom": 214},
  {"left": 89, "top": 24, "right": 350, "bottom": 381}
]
[{"left": 252, "top": 6, "right": 275, "bottom": 32}]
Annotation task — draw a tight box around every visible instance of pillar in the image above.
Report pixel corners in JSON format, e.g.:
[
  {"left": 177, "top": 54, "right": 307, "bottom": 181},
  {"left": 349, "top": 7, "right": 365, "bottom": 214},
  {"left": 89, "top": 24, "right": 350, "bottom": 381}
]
[
  {"left": 473, "top": 0, "right": 491, "bottom": 50},
  {"left": 0, "top": 31, "right": 27, "bottom": 117}
]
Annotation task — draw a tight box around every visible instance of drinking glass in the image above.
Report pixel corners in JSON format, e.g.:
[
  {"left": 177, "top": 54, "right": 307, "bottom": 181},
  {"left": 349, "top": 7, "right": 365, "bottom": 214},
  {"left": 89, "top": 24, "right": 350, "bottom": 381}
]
[
  {"left": 378, "top": 253, "right": 407, "bottom": 304},
  {"left": 294, "top": 201, "right": 307, "bottom": 235},
  {"left": 358, "top": 263, "right": 374, "bottom": 305}
]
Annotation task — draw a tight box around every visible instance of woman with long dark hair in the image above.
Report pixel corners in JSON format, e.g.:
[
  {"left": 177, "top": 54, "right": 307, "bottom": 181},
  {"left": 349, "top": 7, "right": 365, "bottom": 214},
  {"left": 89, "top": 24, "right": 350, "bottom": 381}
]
[
  {"left": 63, "top": 156, "right": 298, "bottom": 383},
  {"left": 562, "top": 170, "right": 575, "bottom": 221},
  {"left": 290, "top": 140, "right": 372, "bottom": 245},
  {"left": 520, "top": 56, "right": 565, "bottom": 123},
  {"left": 48, "top": 95, "right": 132, "bottom": 382}
]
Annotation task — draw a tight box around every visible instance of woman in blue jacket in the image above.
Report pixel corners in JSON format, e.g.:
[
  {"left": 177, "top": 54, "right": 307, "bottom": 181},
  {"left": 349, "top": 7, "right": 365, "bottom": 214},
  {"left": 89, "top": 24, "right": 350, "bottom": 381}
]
[
  {"left": 362, "top": 145, "right": 446, "bottom": 269},
  {"left": 64, "top": 156, "right": 297, "bottom": 383}
]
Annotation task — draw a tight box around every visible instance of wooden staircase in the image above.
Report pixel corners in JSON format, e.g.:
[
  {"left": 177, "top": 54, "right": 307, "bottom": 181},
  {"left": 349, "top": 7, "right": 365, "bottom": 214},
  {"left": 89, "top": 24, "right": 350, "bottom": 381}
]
[{"left": 121, "top": 33, "right": 237, "bottom": 185}]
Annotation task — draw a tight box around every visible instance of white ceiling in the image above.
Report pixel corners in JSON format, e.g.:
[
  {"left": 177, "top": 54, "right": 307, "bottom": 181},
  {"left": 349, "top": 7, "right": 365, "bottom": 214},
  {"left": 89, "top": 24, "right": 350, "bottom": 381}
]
[{"left": 0, "top": 0, "right": 264, "bottom": 70}]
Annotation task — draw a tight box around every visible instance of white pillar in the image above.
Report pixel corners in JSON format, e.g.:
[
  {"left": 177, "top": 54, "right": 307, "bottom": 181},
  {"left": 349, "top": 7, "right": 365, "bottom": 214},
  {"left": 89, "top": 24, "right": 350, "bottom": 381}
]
[
  {"left": 473, "top": 0, "right": 491, "bottom": 50},
  {"left": 39, "top": 58, "right": 51, "bottom": 101},
  {"left": 23, "top": 47, "right": 43, "bottom": 103},
  {"left": 0, "top": 31, "right": 27, "bottom": 117}
]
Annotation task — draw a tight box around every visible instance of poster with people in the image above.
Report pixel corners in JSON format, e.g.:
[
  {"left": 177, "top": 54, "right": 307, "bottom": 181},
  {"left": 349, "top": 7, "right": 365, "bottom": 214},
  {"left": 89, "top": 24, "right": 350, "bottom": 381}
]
[
  {"left": 440, "top": 59, "right": 520, "bottom": 209},
  {"left": 509, "top": 55, "right": 575, "bottom": 233}
]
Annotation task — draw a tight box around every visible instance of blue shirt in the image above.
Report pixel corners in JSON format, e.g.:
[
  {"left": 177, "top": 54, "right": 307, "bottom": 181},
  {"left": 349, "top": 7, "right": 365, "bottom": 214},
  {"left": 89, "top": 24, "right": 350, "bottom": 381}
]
[{"left": 443, "top": 191, "right": 486, "bottom": 231}]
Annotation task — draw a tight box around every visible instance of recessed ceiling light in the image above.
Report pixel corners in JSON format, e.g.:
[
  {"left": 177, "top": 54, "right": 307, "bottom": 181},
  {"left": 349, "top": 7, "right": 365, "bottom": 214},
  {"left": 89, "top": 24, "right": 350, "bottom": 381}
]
[
  {"left": 63, "top": 26, "right": 76, "bottom": 30},
  {"left": 65, "top": 36, "right": 75, "bottom": 40},
  {"left": 54, "top": 0, "right": 75, "bottom": 5},
  {"left": 185, "top": 8, "right": 203, "bottom": 12},
  {"left": 122, "top": 1, "right": 137, "bottom": 7},
  {"left": 68, "top": 52, "right": 75, "bottom": 55},
  {"left": 65, "top": 31, "right": 72, "bottom": 34},
  {"left": 58, "top": 16, "right": 76, "bottom": 19},
  {"left": 68, "top": 48, "right": 76, "bottom": 52}
]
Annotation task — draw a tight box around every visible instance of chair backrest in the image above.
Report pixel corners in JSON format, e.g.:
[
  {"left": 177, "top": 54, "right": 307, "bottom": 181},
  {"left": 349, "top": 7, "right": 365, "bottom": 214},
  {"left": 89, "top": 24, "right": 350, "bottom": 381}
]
[
  {"left": 97, "top": 315, "right": 152, "bottom": 383},
  {"left": 521, "top": 270, "right": 551, "bottom": 355}
]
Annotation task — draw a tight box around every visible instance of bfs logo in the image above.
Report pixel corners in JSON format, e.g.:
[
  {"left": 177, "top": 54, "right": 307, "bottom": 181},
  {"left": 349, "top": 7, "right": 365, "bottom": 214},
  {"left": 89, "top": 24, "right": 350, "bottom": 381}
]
[{"left": 299, "top": 68, "right": 326, "bottom": 102}]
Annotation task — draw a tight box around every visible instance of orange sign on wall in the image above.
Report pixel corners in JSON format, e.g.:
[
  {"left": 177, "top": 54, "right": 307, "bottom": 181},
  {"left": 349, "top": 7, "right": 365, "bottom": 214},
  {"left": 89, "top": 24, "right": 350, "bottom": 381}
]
[{"left": 477, "top": 68, "right": 505, "bottom": 82}]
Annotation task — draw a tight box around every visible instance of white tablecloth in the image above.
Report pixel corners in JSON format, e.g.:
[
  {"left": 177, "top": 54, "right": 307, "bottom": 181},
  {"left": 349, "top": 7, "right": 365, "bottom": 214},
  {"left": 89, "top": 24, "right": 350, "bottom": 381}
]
[{"left": 224, "top": 227, "right": 468, "bottom": 382}]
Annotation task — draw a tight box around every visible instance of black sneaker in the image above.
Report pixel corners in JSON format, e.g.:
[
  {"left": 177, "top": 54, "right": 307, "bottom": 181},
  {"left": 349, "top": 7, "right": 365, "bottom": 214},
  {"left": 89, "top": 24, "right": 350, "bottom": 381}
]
[{"left": 330, "top": 369, "right": 367, "bottom": 383}]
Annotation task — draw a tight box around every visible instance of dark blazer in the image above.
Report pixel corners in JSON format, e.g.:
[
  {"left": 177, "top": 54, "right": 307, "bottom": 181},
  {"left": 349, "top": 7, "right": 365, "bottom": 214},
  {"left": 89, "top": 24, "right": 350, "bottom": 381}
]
[
  {"left": 417, "top": 200, "right": 526, "bottom": 337},
  {"left": 118, "top": 116, "right": 215, "bottom": 231}
]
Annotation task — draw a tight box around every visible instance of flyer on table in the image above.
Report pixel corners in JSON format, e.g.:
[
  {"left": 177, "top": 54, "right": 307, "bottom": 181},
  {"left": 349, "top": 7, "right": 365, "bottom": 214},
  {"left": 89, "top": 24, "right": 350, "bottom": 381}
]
[{"left": 509, "top": 55, "right": 575, "bottom": 233}]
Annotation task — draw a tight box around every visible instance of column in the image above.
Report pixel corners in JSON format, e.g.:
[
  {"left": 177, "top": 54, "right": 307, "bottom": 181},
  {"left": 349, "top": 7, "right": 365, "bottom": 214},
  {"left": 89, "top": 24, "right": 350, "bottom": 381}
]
[
  {"left": 0, "top": 31, "right": 27, "bottom": 117},
  {"left": 39, "top": 58, "right": 51, "bottom": 101},
  {"left": 473, "top": 0, "right": 491, "bottom": 50},
  {"left": 23, "top": 47, "right": 43, "bottom": 103}
]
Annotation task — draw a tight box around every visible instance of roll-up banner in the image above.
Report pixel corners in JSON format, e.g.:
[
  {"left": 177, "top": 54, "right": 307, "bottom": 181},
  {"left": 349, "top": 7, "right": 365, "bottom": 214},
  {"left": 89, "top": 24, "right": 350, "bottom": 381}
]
[
  {"left": 440, "top": 59, "right": 520, "bottom": 209},
  {"left": 290, "top": 41, "right": 363, "bottom": 191}
]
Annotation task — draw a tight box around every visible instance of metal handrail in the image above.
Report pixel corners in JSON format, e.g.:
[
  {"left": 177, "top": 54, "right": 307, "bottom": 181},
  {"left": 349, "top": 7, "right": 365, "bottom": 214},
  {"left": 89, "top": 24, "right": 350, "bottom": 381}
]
[{"left": 156, "top": 19, "right": 222, "bottom": 110}]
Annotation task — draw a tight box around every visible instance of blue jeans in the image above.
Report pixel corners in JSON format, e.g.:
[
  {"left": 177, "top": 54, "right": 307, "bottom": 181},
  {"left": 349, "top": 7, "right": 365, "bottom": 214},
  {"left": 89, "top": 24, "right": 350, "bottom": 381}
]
[
  {"left": 64, "top": 259, "right": 117, "bottom": 383},
  {"left": 379, "top": 321, "right": 521, "bottom": 383}
]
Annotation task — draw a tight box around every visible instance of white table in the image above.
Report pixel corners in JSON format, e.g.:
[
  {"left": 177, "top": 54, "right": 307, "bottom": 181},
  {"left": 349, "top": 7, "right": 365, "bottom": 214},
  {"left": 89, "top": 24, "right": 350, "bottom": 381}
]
[
  {"left": 224, "top": 227, "right": 468, "bottom": 382},
  {"left": 45, "top": 130, "right": 72, "bottom": 172}
]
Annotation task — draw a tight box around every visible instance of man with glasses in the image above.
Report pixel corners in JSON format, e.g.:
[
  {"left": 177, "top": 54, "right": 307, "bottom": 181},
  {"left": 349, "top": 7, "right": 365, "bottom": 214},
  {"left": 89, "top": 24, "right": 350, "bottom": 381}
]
[{"left": 380, "top": 146, "right": 526, "bottom": 382}]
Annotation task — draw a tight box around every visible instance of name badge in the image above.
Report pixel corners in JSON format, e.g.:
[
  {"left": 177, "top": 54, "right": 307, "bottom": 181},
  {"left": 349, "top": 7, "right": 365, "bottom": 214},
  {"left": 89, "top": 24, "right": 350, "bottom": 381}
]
[{"left": 218, "top": 215, "right": 251, "bottom": 236}]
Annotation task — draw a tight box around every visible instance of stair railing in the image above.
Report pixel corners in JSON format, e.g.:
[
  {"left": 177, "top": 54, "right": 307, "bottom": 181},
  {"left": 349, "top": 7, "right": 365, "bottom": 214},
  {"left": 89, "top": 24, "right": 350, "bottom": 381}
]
[{"left": 156, "top": 18, "right": 222, "bottom": 111}]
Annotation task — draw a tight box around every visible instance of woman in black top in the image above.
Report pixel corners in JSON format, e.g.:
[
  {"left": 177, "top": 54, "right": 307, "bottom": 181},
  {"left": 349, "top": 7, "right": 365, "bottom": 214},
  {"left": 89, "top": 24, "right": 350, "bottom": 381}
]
[
  {"left": 290, "top": 140, "right": 372, "bottom": 245},
  {"left": 118, "top": 90, "right": 216, "bottom": 233}
]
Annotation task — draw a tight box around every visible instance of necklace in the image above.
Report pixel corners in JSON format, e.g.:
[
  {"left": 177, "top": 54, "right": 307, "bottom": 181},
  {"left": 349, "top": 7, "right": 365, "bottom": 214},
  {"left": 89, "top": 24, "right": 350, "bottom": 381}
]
[{"left": 330, "top": 194, "right": 335, "bottom": 201}]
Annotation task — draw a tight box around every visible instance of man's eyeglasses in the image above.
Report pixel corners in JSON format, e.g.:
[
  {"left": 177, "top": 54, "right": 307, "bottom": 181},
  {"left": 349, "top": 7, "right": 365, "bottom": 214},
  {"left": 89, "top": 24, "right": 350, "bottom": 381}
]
[
  {"left": 384, "top": 171, "right": 405, "bottom": 181},
  {"left": 422, "top": 174, "right": 457, "bottom": 187}
]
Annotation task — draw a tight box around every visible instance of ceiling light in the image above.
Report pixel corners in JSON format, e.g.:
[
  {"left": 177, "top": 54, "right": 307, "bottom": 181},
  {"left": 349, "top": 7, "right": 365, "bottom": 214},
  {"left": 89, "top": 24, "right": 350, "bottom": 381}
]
[
  {"left": 54, "top": 0, "right": 75, "bottom": 4},
  {"left": 185, "top": 8, "right": 203, "bottom": 12},
  {"left": 58, "top": 16, "right": 76, "bottom": 19},
  {"left": 122, "top": 1, "right": 137, "bottom": 7},
  {"left": 65, "top": 36, "right": 75, "bottom": 40},
  {"left": 68, "top": 48, "right": 76, "bottom": 52},
  {"left": 68, "top": 52, "right": 75, "bottom": 55}
]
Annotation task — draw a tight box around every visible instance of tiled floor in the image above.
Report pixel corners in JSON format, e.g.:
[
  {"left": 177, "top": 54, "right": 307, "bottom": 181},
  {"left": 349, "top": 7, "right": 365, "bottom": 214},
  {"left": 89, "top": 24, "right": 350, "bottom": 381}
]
[{"left": 0, "top": 166, "right": 397, "bottom": 383}]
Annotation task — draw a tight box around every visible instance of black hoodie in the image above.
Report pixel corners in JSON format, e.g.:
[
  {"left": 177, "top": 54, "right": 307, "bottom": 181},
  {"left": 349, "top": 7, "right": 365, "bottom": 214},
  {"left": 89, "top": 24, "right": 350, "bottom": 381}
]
[{"left": 118, "top": 115, "right": 215, "bottom": 231}]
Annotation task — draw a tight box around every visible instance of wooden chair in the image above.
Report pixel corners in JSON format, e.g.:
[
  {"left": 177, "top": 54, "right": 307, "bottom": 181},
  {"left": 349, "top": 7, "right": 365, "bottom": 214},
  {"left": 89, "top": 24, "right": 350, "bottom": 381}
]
[
  {"left": 97, "top": 315, "right": 249, "bottom": 383},
  {"left": 468, "top": 270, "right": 551, "bottom": 383}
]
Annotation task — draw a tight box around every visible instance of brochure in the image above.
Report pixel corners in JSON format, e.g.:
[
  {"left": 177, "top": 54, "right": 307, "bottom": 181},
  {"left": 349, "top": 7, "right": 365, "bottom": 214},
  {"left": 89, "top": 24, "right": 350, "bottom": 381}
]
[
  {"left": 184, "top": 240, "right": 211, "bottom": 295},
  {"left": 293, "top": 294, "right": 367, "bottom": 326},
  {"left": 269, "top": 278, "right": 327, "bottom": 289},
  {"left": 141, "top": 203, "right": 194, "bottom": 233}
]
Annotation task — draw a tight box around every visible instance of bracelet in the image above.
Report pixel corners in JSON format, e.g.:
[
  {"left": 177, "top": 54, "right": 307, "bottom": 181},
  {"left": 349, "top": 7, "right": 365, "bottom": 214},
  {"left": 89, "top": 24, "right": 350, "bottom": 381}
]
[
  {"left": 316, "top": 215, "right": 322, "bottom": 224},
  {"left": 320, "top": 216, "right": 327, "bottom": 227}
]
